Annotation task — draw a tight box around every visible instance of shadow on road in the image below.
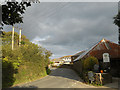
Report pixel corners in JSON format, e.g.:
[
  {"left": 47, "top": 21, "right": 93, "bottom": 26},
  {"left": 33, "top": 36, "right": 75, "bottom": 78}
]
[
  {"left": 2, "top": 86, "right": 38, "bottom": 90},
  {"left": 50, "top": 65, "right": 120, "bottom": 89},
  {"left": 49, "top": 66, "right": 82, "bottom": 82},
  {"left": 12, "top": 85, "right": 38, "bottom": 88}
]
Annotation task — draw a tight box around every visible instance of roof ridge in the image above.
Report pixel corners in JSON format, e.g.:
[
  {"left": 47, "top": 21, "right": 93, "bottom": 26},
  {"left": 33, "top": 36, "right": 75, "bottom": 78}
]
[
  {"left": 102, "top": 38, "right": 119, "bottom": 46},
  {"left": 73, "top": 50, "right": 85, "bottom": 55},
  {"left": 74, "top": 38, "right": 118, "bottom": 62}
]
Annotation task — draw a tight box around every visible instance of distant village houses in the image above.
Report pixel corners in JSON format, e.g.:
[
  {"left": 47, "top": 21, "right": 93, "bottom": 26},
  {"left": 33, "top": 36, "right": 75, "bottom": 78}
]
[
  {"left": 71, "top": 50, "right": 85, "bottom": 63},
  {"left": 60, "top": 55, "right": 72, "bottom": 64},
  {"left": 51, "top": 58, "right": 64, "bottom": 67},
  {"left": 51, "top": 55, "right": 72, "bottom": 66}
]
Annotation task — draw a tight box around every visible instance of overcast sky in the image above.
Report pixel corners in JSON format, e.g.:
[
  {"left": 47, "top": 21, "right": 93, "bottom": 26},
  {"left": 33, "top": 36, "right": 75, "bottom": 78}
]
[{"left": 3, "top": 2, "right": 118, "bottom": 59}]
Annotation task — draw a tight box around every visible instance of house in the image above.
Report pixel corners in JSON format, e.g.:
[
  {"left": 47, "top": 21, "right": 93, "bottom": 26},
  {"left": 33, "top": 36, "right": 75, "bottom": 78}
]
[
  {"left": 73, "top": 38, "right": 120, "bottom": 76},
  {"left": 51, "top": 58, "right": 64, "bottom": 67},
  {"left": 60, "top": 55, "right": 72, "bottom": 64},
  {"left": 71, "top": 50, "right": 85, "bottom": 63},
  {"left": 74, "top": 38, "right": 120, "bottom": 61}
]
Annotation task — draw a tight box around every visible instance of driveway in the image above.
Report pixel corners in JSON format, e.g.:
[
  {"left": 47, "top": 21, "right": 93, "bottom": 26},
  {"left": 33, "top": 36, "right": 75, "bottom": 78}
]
[{"left": 13, "top": 68, "right": 119, "bottom": 89}]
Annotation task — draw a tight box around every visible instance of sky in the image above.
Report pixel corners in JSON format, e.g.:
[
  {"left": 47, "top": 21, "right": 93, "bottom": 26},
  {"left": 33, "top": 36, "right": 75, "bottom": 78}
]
[{"left": 3, "top": 2, "right": 118, "bottom": 59}]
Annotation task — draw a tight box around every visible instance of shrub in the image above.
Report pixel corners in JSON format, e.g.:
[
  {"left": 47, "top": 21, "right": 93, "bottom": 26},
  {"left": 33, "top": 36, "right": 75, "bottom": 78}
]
[
  {"left": 2, "top": 59, "right": 16, "bottom": 88},
  {"left": 20, "top": 41, "right": 25, "bottom": 45},
  {"left": 50, "top": 61, "right": 54, "bottom": 64},
  {"left": 46, "top": 68, "right": 51, "bottom": 75},
  {"left": 83, "top": 56, "right": 99, "bottom": 71},
  {"left": 2, "top": 31, "right": 52, "bottom": 87}
]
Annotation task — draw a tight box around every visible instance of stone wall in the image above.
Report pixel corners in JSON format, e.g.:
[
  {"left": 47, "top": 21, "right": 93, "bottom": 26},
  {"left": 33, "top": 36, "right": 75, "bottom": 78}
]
[
  {"left": 59, "top": 64, "right": 72, "bottom": 69},
  {"left": 72, "top": 60, "right": 83, "bottom": 74}
]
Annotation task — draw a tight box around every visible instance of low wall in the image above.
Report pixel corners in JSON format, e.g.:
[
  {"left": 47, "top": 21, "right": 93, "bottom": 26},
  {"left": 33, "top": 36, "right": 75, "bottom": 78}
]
[
  {"left": 72, "top": 60, "right": 83, "bottom": 74},
  {"left": 59, "top": 64, "right": 72, "bottom": 69}
]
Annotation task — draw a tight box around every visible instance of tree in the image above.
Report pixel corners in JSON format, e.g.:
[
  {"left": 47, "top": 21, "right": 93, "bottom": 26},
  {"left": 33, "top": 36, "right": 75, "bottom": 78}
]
[
  {"left": 83, "top": 56, "right": 99, "bottom": 71},
  {"left": 113, "top": 2, "right": 120, "bottom": 45},
  {"left": 2, "top": 31, "right": 29, "bottom": 45},
  {"left": 1, "top": 2, "right": 31, "bottom": 26}
]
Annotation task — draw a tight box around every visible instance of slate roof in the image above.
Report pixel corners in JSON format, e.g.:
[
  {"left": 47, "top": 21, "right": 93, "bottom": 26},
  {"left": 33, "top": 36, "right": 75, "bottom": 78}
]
[
  {"left": 60, "top": 55, "right": 72, "bottom": 59},
  {"left": 74, "top": 38, "right": 120, "bottom": 62},
  {"left": 72, "top": 50, "right": 86, "bottom": 57},
  {"left": 51, "top": 58, "right": 64, "bottom": 62}
]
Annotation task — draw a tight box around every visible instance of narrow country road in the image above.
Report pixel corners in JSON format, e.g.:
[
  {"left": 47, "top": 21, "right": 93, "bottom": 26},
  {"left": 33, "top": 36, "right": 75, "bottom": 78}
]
[{"left": 13, "top": 68, "right": 118, "bottom": 89}]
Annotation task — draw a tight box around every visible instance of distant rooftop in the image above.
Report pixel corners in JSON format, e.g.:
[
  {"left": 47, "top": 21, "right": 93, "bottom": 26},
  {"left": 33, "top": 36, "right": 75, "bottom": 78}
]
[
  {"left": 60, "top": 55, "right": 72, "bottom": 59},
  {"left": 72, "top": 50, "right": 86, "bottom": 57}
]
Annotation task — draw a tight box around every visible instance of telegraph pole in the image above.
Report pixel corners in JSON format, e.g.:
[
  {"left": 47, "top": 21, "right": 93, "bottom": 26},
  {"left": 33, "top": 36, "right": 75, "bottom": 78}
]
[
  {"left": 19, "top": 28, "right": 22, "bottom": 46},
  {"left": 12, "top": 26, "right": 14, "bottom": 50}
]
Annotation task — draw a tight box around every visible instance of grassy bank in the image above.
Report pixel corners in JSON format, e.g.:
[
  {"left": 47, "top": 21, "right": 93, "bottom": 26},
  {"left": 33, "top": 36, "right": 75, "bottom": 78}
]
[
  {"left": 13, "top": 62, "right": 47, "bottom": 85},
  {"left": 2, "top": 31, "right": 52, "bottom": 88}
]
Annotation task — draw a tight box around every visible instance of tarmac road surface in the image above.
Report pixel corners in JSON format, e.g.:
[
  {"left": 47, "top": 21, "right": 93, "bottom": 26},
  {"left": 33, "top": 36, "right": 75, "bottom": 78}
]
[{"left": 13, "top": 68, "right": 118, "bottom": 89}]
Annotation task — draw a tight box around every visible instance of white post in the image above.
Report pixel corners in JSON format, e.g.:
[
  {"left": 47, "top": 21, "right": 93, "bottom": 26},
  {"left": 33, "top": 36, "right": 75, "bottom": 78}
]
[
  {"left": 19, "top": 28, "right": 21, "bottom": 46},
  {"left": 12, "top": 26, "right": 14, "bottom": 50}
]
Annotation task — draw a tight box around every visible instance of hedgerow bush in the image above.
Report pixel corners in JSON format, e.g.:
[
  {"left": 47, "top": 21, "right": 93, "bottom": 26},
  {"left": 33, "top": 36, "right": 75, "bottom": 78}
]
[
  {"left": 2, "top": 31, "right": 52, "bottom": 88},
  {"left": 2, "top": 59, "right": 16, "bottom": 87},
  {"left": 81, "top": 56, "right": 99, "bottom": 84},
  {"left": 83, "top": 56, "right": 99, "bottom": 71}
]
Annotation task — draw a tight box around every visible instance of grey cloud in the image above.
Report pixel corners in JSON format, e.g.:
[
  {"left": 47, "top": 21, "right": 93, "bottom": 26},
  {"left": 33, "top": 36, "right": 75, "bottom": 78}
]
[{"left": 3, "top": 2, "right": 118, "bottom": 59}]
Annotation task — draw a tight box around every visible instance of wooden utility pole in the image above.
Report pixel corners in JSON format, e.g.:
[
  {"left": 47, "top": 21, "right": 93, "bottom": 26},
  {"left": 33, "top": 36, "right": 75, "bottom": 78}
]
[
  {"left": 19, "top": 28, "right": 22, "bottom": 46},
  {"left": 12, "top": 26, "right": 14, "bottom": 50}
]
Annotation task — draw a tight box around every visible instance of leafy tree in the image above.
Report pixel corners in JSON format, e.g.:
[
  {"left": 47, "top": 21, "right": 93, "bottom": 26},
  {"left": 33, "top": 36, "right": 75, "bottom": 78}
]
[
  {"left": 1, "top": 2, "right": 31, "bottom": 26},
  {"left": 44, "top": 50, "right": 52, "bottom": 66},
  {"left": 2, "top": 31, "right": 29, "bottom": 45}
]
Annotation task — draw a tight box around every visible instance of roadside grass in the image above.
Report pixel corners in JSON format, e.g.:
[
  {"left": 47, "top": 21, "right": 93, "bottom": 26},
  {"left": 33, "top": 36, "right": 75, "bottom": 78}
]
[{"left": 11, "top": 62, "right": 50, "bottom": 87}]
